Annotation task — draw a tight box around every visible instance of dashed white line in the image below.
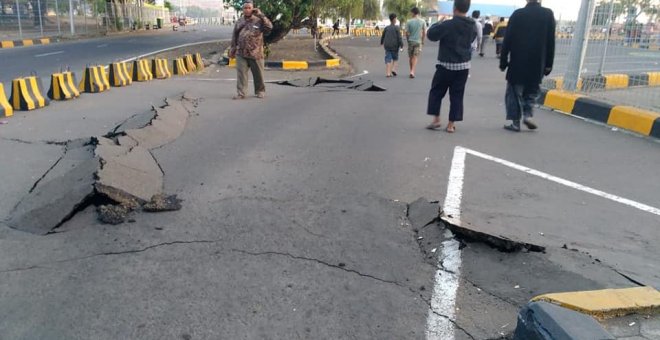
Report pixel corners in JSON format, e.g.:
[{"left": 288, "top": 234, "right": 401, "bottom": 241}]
[{"left": 35, "top": 51, "right": 64, "bottom": 58}]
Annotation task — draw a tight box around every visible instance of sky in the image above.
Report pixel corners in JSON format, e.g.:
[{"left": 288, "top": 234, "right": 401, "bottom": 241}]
[{"left": 469, "top": 0, "right": 583, "bottom": 20}]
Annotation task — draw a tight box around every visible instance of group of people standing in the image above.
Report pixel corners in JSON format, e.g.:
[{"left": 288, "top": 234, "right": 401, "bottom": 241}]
[
  {"left": 228, "top": 0, "right": 556, "bottom": 135},
  {"left": 380, "top": 0, "right": 555, "bottom": 133}
]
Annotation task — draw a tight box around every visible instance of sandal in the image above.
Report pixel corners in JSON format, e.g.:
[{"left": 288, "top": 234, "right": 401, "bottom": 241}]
[
  {"left": 232, "top": 94, "right": 246, "bottom": 100},
  {"left": 392, "top": 71, "right": 397, "bottom": 77},
  {"left": 446, "top": 126, "right": 455, "bottom": 133},
  {"left": 426, "top": 123, "right": 442, "bottom": 130}
]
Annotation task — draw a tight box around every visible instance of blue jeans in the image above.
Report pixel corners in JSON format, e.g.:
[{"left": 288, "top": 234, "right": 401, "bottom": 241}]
[
  {"left": 505, "top": 82, "right": 540, "bottom": 122},
  {"left": 384, "top": 50, "right": 399, "bottom": 63}
]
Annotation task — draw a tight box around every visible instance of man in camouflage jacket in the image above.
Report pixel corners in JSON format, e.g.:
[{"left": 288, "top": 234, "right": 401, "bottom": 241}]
[{"left": 229, "top": 0, "right": 273, "bottom": 99}]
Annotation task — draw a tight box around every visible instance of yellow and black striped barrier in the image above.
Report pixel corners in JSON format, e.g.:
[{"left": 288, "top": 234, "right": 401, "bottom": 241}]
[
  {"left": 540, "top": 90, "right": 660, "bottom": 139},
  {"left": 184, "top": 54, "right": 198, "bottom": 73},
  {"left": 151, "top": 58, "right": 172, "bottom": 79},
  {"left": 10, "top": 76, "right": 49, "bottom": 111},
  {"left": 109, "top": 62, "right": 133, "bottom": 87},
  {"left": 131, "top": 59, "right": 154, "bottom": 82},
  {"left": 0, "top": 83, "right": 13, "bottom": 117},
  {"left": 194, "top": 53, "right": 205, "bottom": 71},
  {"left": 172, "top": 58, "right": 189, "bottom": 75},
  {"left": 48, "top": 72, "right": 80, "bottom": 101},
  {"left": 79, "top": 65, "right": 110, "bottom": 93},
  {"left": 544, "top": 71, "right": 660, "bottom": 91},
  {"left": 0, "top": 38, "right": 50, "bottom": 49}
]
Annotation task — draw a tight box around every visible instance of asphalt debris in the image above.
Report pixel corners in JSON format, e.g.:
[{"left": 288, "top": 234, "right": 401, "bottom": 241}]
[
  {"left": 97, "top": 205, "right": 131, "bottom": 225},
  {"left": 143, "top": 194, "right": 183, "bottom": 212}
]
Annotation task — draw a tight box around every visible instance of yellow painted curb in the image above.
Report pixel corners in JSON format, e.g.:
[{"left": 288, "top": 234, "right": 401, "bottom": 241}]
[
  {"left": 607, "top": 106, "right": 660, "bottom": 136},
  {"left": 326, "top": 59, "right": 340, "bottom": 67},
  {"left": 228, "top": 58, "right": 236, "bottom": 67},
  {"left": 40, "top": 38, "right": 50, "bottom": 45},
  {"left": 648, "top": 72, "right": 660, "bottom": 86},
  {"left": 604, "top": 74, "right": 629, "bottom": 89},
  {"left": 282, "top": 61, "right": 308, "bottom": 70},
  {"left": 532, "top": 286, "right": 660, "bottom": 320},
  {"left": 22, "top": 40, "right": 33, "bottom": 46},
  {"left": 1, "top": 41, "right": 14, "bottom": 48},
  {"left": 544, "top": 90, "right": 583, "bottom": 114}
]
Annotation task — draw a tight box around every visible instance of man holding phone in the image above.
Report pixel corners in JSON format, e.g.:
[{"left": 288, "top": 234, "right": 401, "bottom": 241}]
[{"left": 229, "top": 0, "right": 273, "bottom": 99}]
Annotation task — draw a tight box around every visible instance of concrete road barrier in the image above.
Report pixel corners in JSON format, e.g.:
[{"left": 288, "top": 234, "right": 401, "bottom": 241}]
[
  {"left": 194, "top": 53, "right": 205, "bottom": 70},
  {"left": 48, "top": 72, "right": 80, "bottom": 101},
  {"left": 109, "top": 62, "right": 133, "bottom": 87},
  {"left": 131, "top": 60, "right": 154, "bottom": 82},
  {"left": 513, "top": 301, "right": 615, "bottom": 340},
  {"left": 0, "top": 83, "right": 13, "bottom": 117},
  {"left": 79, "top": 66, "right": 110, "bottom": 93},
  {"left": 10, "top": 76, "right": 49, "bottom": 111},
  {"left": 151, "top": 59, "right": 172, "bottom": 79},
  {"left": 184, "top": 54, "right": 197, "bottom": 72},
  {"left": 172, "top": 58, "right": 189, "bottom": 75},
  {"left": 532, "top": 286, "right": 660, "bottom": 320}
]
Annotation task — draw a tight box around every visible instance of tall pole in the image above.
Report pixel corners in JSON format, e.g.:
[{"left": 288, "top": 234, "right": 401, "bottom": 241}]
[
  {"left": 15, "top": 0, "right": 23, "bottom": 38},
  {"left": 55, "top": 0, "right": 61, "bottom": 35},
  {"left": 69, "top": 0, "right": 75, "bottom": 34},
  {"left": 563, "top": 0, "right": 597, "bottom": 91},
  {"left": 37, "top": 0, "right": 44, "bottom": 36},
  {"left": 598, "top": 0, "right": 615, "bottom": 75}
]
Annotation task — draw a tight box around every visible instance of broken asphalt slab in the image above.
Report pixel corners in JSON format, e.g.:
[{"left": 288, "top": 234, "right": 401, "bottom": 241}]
[
  {"left": 275, "top": 77, "right": 387, "bottom": 92},
  {"left": 5, "top": 93, "right": 197, "bottom": 234},
  {"left": 441, "top": 216, "right": 546, "bottom": 253},
  {"left": 406, "top": 199, "right": 640, "bottom": 338}
]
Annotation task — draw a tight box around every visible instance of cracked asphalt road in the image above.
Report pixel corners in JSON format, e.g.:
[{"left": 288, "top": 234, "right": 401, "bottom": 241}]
[{"left": 0, "top": 36, "right": 659, "bottom": 339}]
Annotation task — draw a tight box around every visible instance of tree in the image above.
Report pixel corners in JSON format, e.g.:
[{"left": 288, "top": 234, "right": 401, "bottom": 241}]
[
  {"left": 383, "top": 0, "right": 415, "bottom": 23},
  {"left": 362, "top": 0, "right": 380, "bottom": 20},
  {"left": 227, "top": 0, "right": 312, "bottom": 45}
]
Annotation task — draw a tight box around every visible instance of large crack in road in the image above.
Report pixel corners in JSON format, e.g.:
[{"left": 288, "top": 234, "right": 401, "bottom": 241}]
[{"left": 4, "top": 92, "right": 201, "bottom": 234}]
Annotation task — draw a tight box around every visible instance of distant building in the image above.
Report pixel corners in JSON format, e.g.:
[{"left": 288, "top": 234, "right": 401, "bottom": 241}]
[{"left": 437, "top": 1, "right": 518, "bottom": 18}]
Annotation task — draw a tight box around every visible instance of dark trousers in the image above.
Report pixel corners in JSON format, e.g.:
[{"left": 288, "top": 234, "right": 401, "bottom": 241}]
[
  {"left": 505, "top": 82, "right": 541, "bottom": 121},
  {"left": 426, "top": 65, "right": 470, "bottom": 122}
]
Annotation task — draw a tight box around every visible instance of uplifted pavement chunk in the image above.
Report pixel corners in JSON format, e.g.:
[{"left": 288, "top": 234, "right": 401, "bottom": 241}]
[
  {"left": 6, "top": 94, "right": 194, "bottom": 234},
  {"left": 96, "top": 145, "right": 163, "bottom": 204},
  {"left": 7, "top": 158, "right": 99, "bottom": 235}
]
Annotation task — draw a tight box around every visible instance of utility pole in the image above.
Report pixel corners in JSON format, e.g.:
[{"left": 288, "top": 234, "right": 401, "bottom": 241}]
[
  {"left": 563, "top": 0, "right": 596, "bottom": 91},
  {"left": 69, "top": 0, "right": 75, "bottom": 35},
  {"left": 598, "top": 0, "right": 616, "bottom": 75}
]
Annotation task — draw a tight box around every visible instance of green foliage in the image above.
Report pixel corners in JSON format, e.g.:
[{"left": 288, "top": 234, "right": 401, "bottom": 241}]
[
  {"left": 362, "top": 0, "right": 381, "bottom": 20},
  {"left": 227, "top": 0, "right": 311, "bottom": 44},
  {"left": 383, "top": 0, "right": 416, "bottom": 23}
]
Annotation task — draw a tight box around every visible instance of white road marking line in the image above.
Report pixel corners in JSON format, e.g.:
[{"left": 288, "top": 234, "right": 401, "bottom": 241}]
[
  {"left": 97, "top": 44, "right": 108, "bottom": 48},
  {"left": 35, "top": 51, "right": 63, "bottom": 58},
  {"left": 463, "top": 147, "right": 660, "bottom": 217},
  {"left": 427, "top": 146, "right": 465, "bottom": 340}
]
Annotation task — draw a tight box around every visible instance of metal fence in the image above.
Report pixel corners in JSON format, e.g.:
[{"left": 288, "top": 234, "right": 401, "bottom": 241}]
[
  {"left": 543, "top": 0, "right": 660, "bottom": 112},
  {"left": 0, "top": 0, "right": 170, "bottom": 40}
]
